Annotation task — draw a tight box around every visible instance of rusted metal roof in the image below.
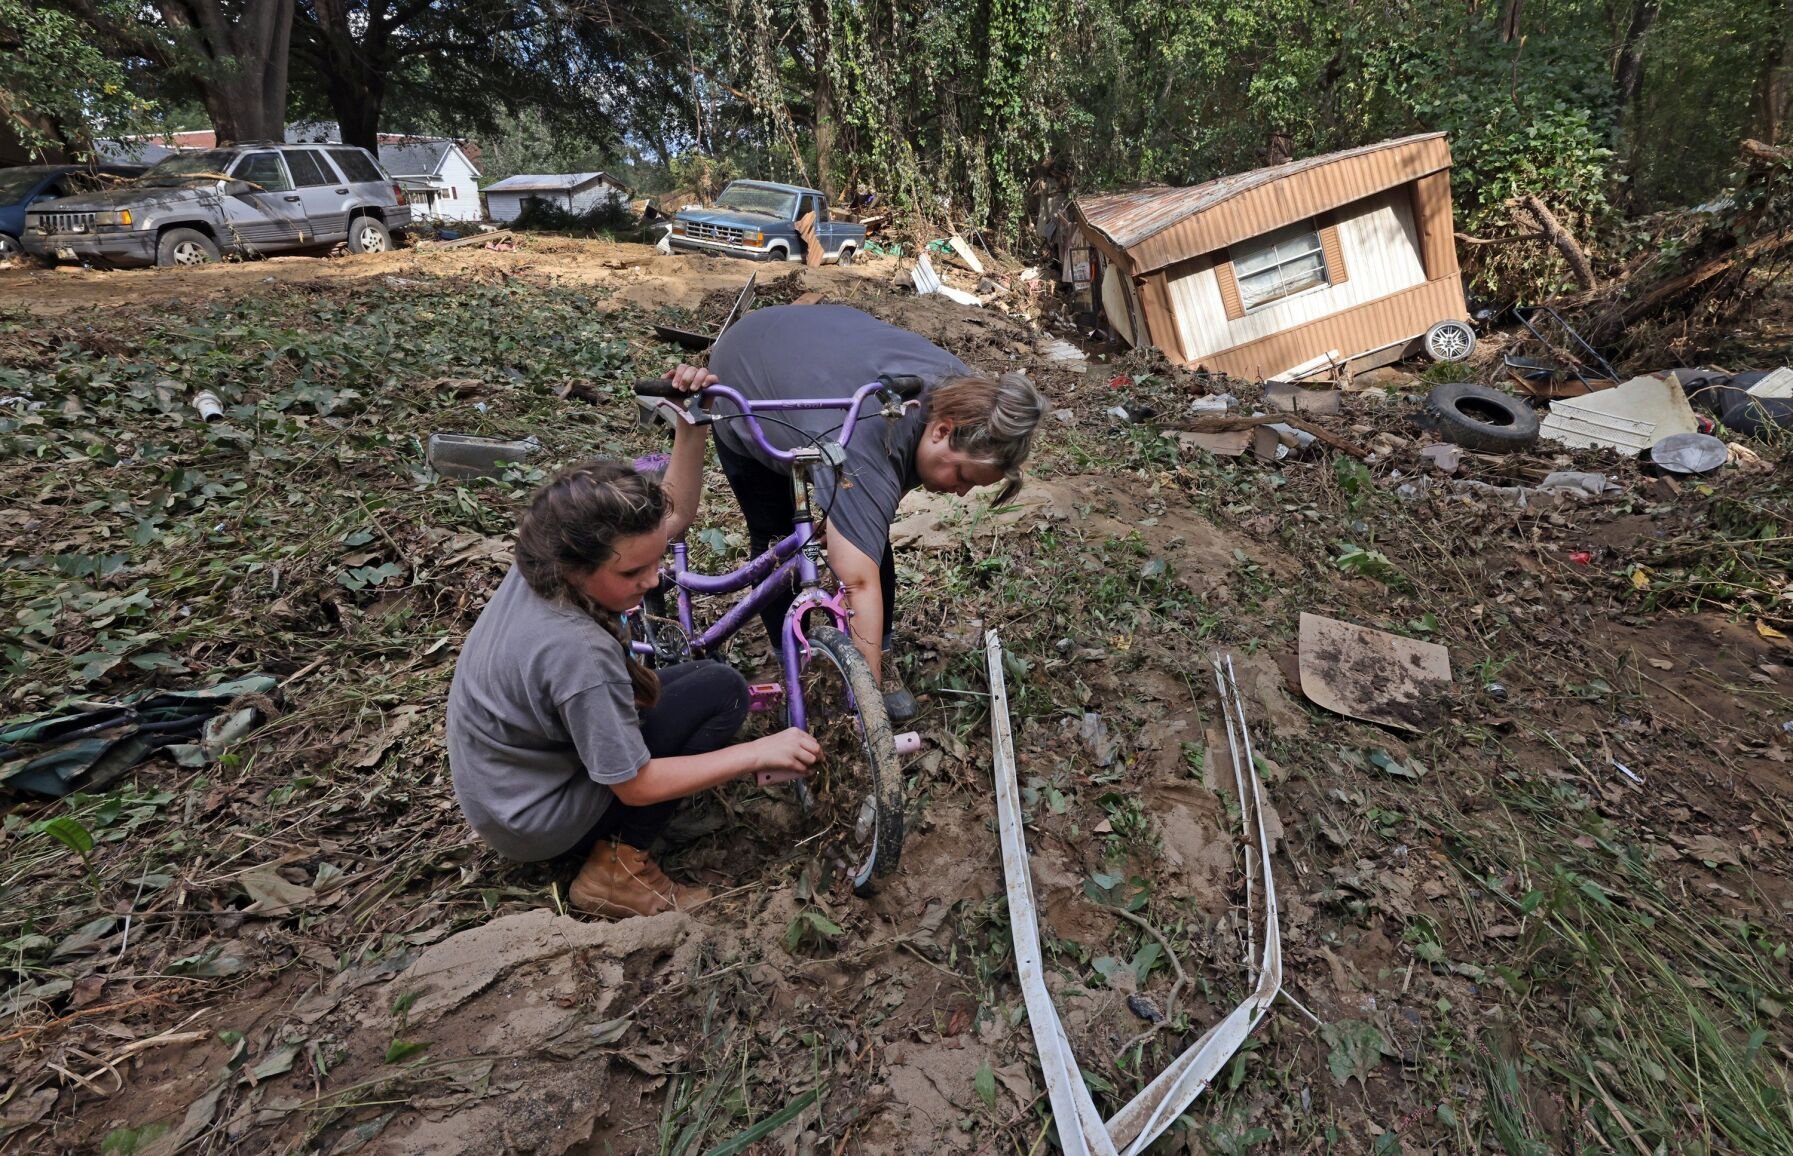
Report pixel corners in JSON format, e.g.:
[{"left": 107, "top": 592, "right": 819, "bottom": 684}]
[{"left": 1075, "top": 134, "right": 1452, "bottom": 276}]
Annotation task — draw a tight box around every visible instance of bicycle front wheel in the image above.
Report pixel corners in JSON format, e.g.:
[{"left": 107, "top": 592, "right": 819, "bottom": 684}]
[{"left": 797, "top": 626, "right": 905, "bottom": 895}]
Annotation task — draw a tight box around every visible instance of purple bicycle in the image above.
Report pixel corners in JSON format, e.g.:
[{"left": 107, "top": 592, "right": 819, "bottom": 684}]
[{"left": 629, "top": 376, "right": 924, "bottom": 894}]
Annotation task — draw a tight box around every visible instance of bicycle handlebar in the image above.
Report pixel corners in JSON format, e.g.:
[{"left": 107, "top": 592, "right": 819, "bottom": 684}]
[{"left": 631, "top": 376, "right": 918, "bottom": 466}]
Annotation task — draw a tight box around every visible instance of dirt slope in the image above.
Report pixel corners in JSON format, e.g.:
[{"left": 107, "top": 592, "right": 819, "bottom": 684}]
[{"left": 2, "top": 238, "right": 1789, "bottom": 1156}]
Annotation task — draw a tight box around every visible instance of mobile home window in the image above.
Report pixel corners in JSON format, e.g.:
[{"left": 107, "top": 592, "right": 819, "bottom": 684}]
[{"left": 1233, "top": 222, "right": 1329, "bottom": 311}]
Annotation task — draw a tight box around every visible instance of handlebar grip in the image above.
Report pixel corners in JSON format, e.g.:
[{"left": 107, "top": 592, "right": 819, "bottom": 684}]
[
  {"left": 878, "top": 373, "right": 926, "bottom": 399},
  {"left": 632, "top": 378, "right": 685, "bottom": 398}
]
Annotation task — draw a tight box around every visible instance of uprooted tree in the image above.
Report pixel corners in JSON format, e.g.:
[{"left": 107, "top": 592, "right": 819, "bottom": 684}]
[{"left": 1578, "top": 138, "right": 1793, "bottom": 349}]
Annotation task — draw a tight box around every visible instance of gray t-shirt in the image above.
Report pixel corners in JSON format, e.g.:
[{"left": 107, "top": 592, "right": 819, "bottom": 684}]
[
  {"left": 708, "top": 304, "right": 969, "bottom": 559},
  {"left": 447, "top": 567, "right": 650, "bottom": 861}
]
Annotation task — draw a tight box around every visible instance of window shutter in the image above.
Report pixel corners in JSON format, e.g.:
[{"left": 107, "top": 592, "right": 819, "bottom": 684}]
[
  {"left": 1214, "top": 256, "right": 1246, "bottom": 321},
  {"left": 1317, "top": 214, "right": 1348, "bottom": 285}
]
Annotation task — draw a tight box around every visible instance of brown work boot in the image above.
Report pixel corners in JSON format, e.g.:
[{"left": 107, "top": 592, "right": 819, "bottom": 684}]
[{"left": 569, "top": 841, "right": 711, "bottom": 919}]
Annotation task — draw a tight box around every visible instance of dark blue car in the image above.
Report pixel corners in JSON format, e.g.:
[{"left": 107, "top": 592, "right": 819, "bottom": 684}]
[{"left": 0, "top": 164, "right": 143, "bottom": 261}]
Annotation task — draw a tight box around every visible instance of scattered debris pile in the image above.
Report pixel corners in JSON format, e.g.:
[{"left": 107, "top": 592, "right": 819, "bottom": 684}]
[{"left": 1580, "top": 138, "right": 1793, "bottom": 353}]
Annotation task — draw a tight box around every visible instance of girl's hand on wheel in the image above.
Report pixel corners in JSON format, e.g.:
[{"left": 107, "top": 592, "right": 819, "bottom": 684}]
[
  {"left": 665, "top": 364, "right": 718, "bottom": 393},
  {"left": 752, "top": 728, "right": 821, "bottom": 775}
]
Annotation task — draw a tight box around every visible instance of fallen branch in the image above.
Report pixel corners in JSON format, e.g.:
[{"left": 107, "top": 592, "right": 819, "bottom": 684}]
[
  {"left": 435, "top": 229, "right": 514, "bottom": 250},
  {"left": 1108, "top": 904, "right": 1189, "bottom": 1063},
  {"left": 0, "top": 993, "right": 167, "bottom": 1045},
  {"left": 1741, "top": 138, "right": 1791, "bottom": 165},
  {"left": 1455, "top": 231, "right": 1548, "bottom": 246},
  {"left": 1616, "top": 228, "right": 1793, "bottom": 326},
  {"left": 1512, "top": 195, "right": 1598, "bottom": 291}
]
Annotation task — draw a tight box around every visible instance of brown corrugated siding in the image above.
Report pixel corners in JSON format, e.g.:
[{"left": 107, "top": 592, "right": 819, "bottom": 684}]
[
  {"left": 1106, "top": 136, "right": 1454, "bottom": 276},
  {"left": 1138, "top": 272, "right": 1186, "bottom": 363},
  {"left": 1185, "top": 276, "right": 1468, "bottom": 380},
  {"left": 1410, "top": 171, "right": 1459, "bottom": 280}
]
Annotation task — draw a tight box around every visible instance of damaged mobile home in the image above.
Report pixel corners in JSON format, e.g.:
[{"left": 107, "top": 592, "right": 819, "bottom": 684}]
[{"left": 1072, "top": 133, "right": 1471, "bottom": 380}]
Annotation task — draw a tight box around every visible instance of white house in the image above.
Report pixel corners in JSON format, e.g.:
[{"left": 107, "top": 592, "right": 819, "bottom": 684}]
[
  {"left": 483, "top": 173, "right": 630, "bottom": 222},
  {"left": 377, "top": 140, "right": 483, "bottom": 222}
]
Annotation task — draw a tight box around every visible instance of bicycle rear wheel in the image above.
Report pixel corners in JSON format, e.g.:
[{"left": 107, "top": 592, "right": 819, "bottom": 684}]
[{"left": 797, "top": 625, "right": 904, "bottom": 894}]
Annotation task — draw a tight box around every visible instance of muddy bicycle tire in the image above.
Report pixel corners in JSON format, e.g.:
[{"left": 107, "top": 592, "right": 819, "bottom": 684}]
[{"left": 799, "top": 626, "right": 904, "bottom": 894}]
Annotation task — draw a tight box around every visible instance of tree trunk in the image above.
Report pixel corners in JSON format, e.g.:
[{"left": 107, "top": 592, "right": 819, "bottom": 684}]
[
  {"left": 298, "top": 0, "right": 388, "bottom": 151},
  {"left": 810, "top": 0, "right": 835, "bottom": 200},
  {"left": 815, "top": 78, "right": 836, "bottom": 200},
  {"left": 71, "top": 0, "right": 296, "bottom": 143},
  {"left": 1758, "top": 0, "right": 1793, "bottom": 144},
  {"left": 1498, "top": 0, "right": 1525, "bottom": 43},
  {"left": 1611, "top": 0, "right": 1660, "bottom": 159},
  {"left": 161, "top": 0, "right": 296, "bottom": 142},
  {"left": 1513, "top": 195, "right": 1598, "bottom": 291}
]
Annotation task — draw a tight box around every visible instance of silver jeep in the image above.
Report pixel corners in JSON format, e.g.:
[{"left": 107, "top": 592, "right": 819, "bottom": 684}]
[{"left": 22, "top": 142, "right": 414, "bottom": 268}]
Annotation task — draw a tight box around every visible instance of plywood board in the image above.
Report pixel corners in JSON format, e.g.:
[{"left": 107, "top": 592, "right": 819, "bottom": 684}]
[
  {"left": 1298, "top": 613, "right": 1451, "bottom": 732},
  {"left": 1174, "top": 430, "right": 1252, "bottom": 457},
  {"left": 1264, "top": 380, "right": 1344, "bottom": 414}
]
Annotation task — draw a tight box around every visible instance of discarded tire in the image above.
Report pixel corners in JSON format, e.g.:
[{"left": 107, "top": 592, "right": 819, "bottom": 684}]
[
  {"left": 1423, "top": 319, "right": 1478, "bottom": 362},
  {"left": 1422, "top": 382, "right": 1539, "bottom": 452}
]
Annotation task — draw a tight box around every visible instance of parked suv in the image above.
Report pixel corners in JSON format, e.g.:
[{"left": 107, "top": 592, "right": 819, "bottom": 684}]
[
  {"left": 22, "top": 142, "right": 412, "bottom": 268},
  {"left": 1, "top": 164, "right": 144, "bottom": 261}
]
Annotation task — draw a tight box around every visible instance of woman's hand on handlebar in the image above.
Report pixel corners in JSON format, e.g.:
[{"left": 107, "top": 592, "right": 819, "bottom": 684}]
[
  {"left": 665, "top": 364, "right": 719, "bottom": 393},
  {"left": 749, "top": 727, "right": 821, "bottom": 776}
]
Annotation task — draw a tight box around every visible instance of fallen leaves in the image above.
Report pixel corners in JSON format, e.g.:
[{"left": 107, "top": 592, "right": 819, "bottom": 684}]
[
  {"left": 1321, "top": 1019, "right": 1389, "bottom": 1087},
  {"left": 348, "top": 704, "right": 428, "bottom": 769},
  {"left": 1676, "top": 834, "right": 1745, "bottom": 868},
  {"left": 237, "top": 865, "right": 319, "bottom": 916}
]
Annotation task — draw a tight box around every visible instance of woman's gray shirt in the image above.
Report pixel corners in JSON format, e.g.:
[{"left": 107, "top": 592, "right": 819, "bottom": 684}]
[{"left": 707, "top": 304, "right": 969, "bottom": 560}]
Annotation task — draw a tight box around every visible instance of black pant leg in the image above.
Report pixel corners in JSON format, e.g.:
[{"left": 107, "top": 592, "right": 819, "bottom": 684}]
[
  {"left": 880, "top": 542, "right": 897, "bottom": 647},
  {"left": 638, "top": 661, "right": 751, "bottom": 758},
  {"left": 716, "top": 440, "right": 800, "bottom": 646},
  {"left": 584, "top": 661, "right": 750, "bottom": 851}
]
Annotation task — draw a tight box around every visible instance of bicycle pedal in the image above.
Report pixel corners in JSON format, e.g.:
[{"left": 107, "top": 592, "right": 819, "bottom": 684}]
[
  {"left": 756, "top": 769, "right": 805, "bottom": 786},
  {"left": 893, "top": 731, "right": 922, "bottom": 755},
  {"left": 747, "top": 682, "right": 784, "bottom": 713}
]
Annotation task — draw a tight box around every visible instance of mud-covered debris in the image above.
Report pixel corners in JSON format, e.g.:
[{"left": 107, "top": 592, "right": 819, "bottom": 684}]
[
  {"left": 1419, "top": 443, "right": 1462, "bottom": 473},
  {"left": 1126, "top": 992, "right": 1166, "bottom": 1024},
  {"left": 1297, "top": 613, "right": 1452, "bottom": 733}
]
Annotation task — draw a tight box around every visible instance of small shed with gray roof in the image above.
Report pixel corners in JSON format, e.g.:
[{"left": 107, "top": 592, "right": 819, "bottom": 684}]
[
  {"left": 482, "top": 172, "right": 630, "bottom": 222},
  {"left": 1071, "top": 134, "right": 1471, "bottom": 380}
]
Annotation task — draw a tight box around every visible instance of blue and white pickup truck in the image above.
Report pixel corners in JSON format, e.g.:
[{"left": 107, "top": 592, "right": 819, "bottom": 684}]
[{"left": 669, "top": 180, "right": 864, "bottom": 264}]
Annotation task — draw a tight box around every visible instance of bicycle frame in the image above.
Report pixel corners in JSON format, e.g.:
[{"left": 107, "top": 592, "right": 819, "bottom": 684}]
[
  {"left": 658, "top": 527, "right": 851, "bottom": 734},
  {"left": 631, "top": 378, "right": 906, "bottom": 736}
]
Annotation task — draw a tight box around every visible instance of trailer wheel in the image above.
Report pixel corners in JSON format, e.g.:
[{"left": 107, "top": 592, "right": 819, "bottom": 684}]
[
  {"left": 1424, "top": 319, "right": 1478, "bottom": 362},
  {"left": 1422, "top": 382, "right": 1539, "bottom": 452}
]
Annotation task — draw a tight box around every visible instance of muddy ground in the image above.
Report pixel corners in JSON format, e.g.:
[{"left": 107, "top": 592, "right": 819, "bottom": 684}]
[{"left": 1, "top": 237, "right": 1789, "bottom": 1156}]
